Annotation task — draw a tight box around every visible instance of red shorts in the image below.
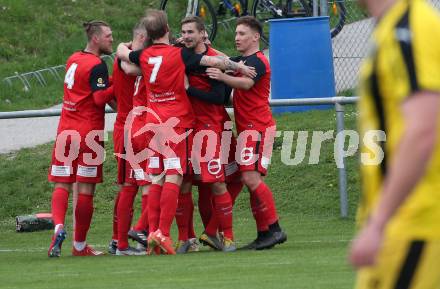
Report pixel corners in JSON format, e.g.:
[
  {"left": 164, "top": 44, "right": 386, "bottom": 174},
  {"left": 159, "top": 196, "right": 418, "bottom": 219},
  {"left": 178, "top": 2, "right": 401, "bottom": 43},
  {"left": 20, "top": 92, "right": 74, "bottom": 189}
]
[
  {"left": 48, "top": 130, "right": 104, "bottom": 183},
  {"left": 235, "top": 127, "right": 276, "bottom": 176},
  {"left": 113, "top": 126, "right": 137, "bottom": 185},
  {"left": 146, "top": 127, "right": 192, "bottom": 176},
  {"left": 192, "top": 129, "right": 239, "bottom": 183},
  {"left": 125, "top": 112, "right": 151, "bottom": 186}
]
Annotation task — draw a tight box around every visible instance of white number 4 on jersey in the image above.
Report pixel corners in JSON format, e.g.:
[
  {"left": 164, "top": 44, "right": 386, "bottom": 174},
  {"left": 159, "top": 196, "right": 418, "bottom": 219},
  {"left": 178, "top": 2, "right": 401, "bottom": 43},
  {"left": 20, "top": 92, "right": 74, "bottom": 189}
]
[{"left": 64, "top": 63, "right": 78, "bottom": 89}]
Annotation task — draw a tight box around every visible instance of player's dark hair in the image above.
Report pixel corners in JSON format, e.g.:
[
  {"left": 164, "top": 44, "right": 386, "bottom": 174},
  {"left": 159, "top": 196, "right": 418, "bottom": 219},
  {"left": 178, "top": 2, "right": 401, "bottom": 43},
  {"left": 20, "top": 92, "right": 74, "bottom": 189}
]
[
  {"left": 143, "top": 9, "right": 169, "bottom": 41},
  {"left": 133, "top": 18, "right": 151, "bottom": 47},
  {"left": 83, "top": 20, "right": 110, "bottom": 41},
  {"left": 181, "top": 16, "right": 206, "bottom": 32},
  {"left": 236, "top": 16, "right": 262, "bottom": 36}
]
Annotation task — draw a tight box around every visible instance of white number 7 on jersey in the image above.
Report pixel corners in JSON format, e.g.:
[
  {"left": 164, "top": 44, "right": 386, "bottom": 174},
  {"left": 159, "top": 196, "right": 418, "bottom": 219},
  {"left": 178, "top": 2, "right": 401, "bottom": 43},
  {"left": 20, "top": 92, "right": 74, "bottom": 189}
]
[{"left": 148, "top": 56, "right": 163, "bottom": 83}]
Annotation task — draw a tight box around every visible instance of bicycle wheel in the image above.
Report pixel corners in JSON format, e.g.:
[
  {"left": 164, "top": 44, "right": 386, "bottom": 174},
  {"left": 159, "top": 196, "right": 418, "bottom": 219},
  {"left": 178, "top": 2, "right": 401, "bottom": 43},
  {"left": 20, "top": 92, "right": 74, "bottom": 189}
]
[
  {"left": 328, "top": 0, "right": 346, "bottom": 38},
  {"left": 251, "top": 0, "right": 346, "bottom": 44},
  {"left": 160, "top": 0, "right": 218, "bottom": 42}
]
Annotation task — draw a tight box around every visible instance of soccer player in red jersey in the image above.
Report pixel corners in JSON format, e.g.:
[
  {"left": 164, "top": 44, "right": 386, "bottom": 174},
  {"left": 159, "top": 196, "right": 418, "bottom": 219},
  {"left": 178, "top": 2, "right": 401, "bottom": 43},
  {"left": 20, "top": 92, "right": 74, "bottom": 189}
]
[
  {"left": 116, "top": 10, "right": 255, "bottom": 255},
  {"left": 110, "top": 22, "right": 150, "bottom": 256},
  {"left": 47, "top": 21, "right": 115, "bottom": 257},
  {"left": 108, "top": 23, "right": 140, "bottom": 255},
  {"left": 206, "top": 16, "right": 287, "bottom": 250},
  {"left": 177, "top": 16, "right": 242, "bottom": 253}
]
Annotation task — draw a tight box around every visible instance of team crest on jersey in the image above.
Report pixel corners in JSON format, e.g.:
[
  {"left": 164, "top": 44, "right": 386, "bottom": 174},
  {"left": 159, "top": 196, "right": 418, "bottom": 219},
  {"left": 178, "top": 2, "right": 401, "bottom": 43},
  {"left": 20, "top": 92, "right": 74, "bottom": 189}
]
[
  {"left": 207, "top": 159, "right": 222, "bottom": 175},
  {"left": 241, "top": 147, "right": 254, "bottom": 163},
  {"left": 96, "top": 77, "right": 106, "bottom": 88}
]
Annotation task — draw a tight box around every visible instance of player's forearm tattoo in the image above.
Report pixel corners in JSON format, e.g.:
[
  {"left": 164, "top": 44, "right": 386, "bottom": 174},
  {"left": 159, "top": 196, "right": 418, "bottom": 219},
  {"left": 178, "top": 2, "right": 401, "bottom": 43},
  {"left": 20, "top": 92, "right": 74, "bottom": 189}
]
[{"left": 214, "top": 56, "right": 239, "bottom": 71}]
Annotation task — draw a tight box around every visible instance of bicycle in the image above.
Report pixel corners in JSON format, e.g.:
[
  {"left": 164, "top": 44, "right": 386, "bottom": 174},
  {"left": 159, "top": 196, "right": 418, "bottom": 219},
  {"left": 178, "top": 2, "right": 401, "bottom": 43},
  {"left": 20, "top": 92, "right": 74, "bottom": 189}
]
[{"left": 159, "top": 0, "right": 346, "bottom": 43}]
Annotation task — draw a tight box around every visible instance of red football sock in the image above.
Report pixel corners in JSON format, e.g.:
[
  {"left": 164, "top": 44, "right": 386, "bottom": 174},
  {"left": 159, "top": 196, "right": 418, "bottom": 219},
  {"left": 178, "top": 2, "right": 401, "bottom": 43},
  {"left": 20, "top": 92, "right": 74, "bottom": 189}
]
[
  {"left": 159, "top": 182, "right": 180, "bottom": 237},
  {"left": 74, "top": 193, "right": 94, "bottom": 242},
  {"left": 51, "top": 187, "right": 69, "bottom": 226},
  {"left": 133, "top": 194, "right": 149, "bottom": 231},
  {"left": 197, "top": 184, "right": 213, "bottom": 228},
  {"left": 227, "top": 181, "right": 243, "bottom": 205},
  {"left": 117, "top": 186, "right": 138, "bottom": 250},
  {"left": 252, "top": 181, "right": 279, "bottom": 225},
  {"left": 175, "top": 192, "right": 192, "bottom": 241},
  {"left": 213, "top": 192, "right": 234, "bottom": 240},
  {"left": 52, "top": 188, "right": 69, "bottom": 225},
  {"left": 250, "top": 192, "right": 269, "bottom": 232},
  {"left": 111, "top": 191, "right": 121, "bottom": 240},
  {"left": 148, "top": 184, "right": 162, "bottom": 233},
  {"left": 188, "top": 197, "right": 196, "bottom": 239},
  {"left": 205, "top": 197, "right": 218, "bottom": 236}
]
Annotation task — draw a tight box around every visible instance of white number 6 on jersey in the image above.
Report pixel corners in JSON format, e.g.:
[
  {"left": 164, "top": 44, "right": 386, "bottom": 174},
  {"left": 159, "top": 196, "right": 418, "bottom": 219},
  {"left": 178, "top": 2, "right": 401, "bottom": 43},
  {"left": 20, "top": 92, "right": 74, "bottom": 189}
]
[{"left": 148, "top": 56, "right": 163, "bottom": 84}]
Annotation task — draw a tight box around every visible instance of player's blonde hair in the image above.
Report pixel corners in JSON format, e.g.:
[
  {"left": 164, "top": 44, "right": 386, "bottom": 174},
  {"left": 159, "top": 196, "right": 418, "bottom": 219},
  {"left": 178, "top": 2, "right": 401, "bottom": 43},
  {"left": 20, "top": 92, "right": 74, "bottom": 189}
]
[{"left": 83, "top": 20, "right": 110, "bottom": 41}]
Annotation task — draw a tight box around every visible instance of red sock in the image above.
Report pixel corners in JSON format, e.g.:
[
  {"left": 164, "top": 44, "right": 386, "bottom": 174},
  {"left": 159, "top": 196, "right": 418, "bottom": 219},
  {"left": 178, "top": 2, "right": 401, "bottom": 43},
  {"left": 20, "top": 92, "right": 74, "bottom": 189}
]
[
  {"left": 213, "top": 192, "right": 234, "bottom": 240},
  {"left": 188, "top": 197, "right": 196, "bottom": 239},
  {"left": 159, "top": 182, "right": 180, "bottom": 237},
  {"left": 111, "top": 191, "right": 121, "bottom": 240},
  {"left": 205, "top": 197, "right": 218, "bottom": 236},
  {"left": 197, "top": 184, "right": 212, "bottom": 228},
  {"left": 175, "top": 192, "right": 192, "bottom": 241},
  {"left": 133, "top": 194, "right": 149, "bottom": 231},
  {"left": 227, "top": 182, "right": 243, "bottom": 205},
  {"left": 252, "top": 182, "right": 279, "bottom": 225},
  {"left": 51, "top": 187, "right": 69, "bottom": 226},
  {"left": 250, "top": 192, "right": 269, "bottom": 232},
  {"left": 117, "top": 186, "right": 138, "bottom": 250},
  {"left": 74, "top": 193, "right": 94, "bottom": 242},
  {"left": 148, "top": 184, "right": 162, "bottom": 233}
]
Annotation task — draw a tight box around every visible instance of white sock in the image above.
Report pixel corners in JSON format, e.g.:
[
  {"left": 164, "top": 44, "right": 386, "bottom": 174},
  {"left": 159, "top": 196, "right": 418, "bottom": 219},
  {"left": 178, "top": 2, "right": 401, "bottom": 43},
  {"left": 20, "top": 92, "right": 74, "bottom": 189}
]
[
  {"left": 54, "top": 224, "right": 64, "bottom": 234},
  {"left": 74, "top": 241, "right": 86, "bottom": 251}
]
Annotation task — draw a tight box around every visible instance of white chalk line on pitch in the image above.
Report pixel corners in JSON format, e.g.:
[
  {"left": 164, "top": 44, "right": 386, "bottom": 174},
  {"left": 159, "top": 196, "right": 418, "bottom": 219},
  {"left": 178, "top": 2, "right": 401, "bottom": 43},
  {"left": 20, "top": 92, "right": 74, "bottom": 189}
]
[{"left": 0, "top": 239, "right": 351, "bottom": 253}]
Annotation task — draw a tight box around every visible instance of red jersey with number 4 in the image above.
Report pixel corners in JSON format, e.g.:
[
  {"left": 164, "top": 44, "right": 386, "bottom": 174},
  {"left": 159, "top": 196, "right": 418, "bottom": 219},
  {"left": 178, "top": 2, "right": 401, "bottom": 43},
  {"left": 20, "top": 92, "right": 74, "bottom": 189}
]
[
  {"left": 232, "top": 51, "right": 275, "bottom": 132},
  {"left": 130, "top": 44, "right": 196, "bottom": 128},
  {"left": 59, "top": 51, "right": 110, "bottom": 136},
  {"left": 113, "top": 57, "right": 136, "bottom": 130},
  {"left": 188, "top": 45, "right": 231, "bottom": 132}
]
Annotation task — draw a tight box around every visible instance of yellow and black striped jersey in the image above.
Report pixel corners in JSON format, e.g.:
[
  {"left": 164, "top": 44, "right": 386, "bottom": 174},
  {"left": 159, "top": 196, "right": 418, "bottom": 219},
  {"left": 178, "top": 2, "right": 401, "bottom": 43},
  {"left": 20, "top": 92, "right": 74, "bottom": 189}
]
[{"left": 357, "top": 0, "right": 440, "bottom": 239}]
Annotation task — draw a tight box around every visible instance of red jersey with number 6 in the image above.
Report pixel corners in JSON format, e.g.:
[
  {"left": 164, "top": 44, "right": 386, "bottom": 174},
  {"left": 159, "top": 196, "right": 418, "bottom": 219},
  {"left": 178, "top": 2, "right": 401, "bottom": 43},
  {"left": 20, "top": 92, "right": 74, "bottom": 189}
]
[
  {"left": 232, "top": 51, "right": 275, "bottom": 132},
  {"left": 59, "top": 51, "right": 111, "bottom": 136}
]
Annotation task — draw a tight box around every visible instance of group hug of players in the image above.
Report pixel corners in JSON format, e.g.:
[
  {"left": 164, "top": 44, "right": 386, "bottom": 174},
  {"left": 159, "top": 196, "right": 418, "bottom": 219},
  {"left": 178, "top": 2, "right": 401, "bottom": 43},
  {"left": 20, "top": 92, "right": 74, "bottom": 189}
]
[{"left": 47, "top": 9, "right": 287, "bottom": 257}]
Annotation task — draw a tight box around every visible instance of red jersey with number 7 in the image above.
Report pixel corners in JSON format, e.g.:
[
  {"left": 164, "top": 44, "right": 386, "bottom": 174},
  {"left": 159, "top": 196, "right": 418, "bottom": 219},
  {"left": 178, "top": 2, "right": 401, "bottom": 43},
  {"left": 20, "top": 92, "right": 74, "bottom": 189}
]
[
  {"left": 129, "top": 44, "right": 201, "bottom": 128},
  {"left": 59, "top": 51, "right": 111, "bottom": 136}
]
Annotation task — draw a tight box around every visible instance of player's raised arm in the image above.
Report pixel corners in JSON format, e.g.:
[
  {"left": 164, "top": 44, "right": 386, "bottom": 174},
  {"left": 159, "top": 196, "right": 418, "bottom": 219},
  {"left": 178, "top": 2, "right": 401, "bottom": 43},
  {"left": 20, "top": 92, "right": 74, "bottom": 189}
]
[
  {"left": 200, "top": 55, "right": 256, "bottom": 78},
  {"left": 116, "top": 42, "right": 142, "bottom": 75}
]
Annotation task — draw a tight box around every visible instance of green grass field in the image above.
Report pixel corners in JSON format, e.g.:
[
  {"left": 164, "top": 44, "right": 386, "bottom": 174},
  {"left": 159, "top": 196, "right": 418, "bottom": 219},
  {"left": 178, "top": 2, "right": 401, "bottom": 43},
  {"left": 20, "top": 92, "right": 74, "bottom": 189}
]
[{"left": 0, "top": 108, "right": 360, "bottom": 289}]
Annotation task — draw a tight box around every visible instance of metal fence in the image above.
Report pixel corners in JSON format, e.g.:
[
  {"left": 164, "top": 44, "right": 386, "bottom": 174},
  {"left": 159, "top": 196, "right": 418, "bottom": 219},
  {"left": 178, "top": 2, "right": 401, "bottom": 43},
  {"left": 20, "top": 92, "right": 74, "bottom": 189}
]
[{"left": 333, "top": 0, "right": 440, "bottom": 93}]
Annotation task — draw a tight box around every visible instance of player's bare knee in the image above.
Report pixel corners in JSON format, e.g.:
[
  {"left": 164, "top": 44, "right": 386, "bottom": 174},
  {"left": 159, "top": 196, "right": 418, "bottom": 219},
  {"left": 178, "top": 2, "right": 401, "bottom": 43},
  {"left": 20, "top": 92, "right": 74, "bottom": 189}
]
[
  {"left": 141, "top": 184, "right": 150, "bottom": 195},
  {"left": 165, "top": 174, "right": 183, "bottom": 186},
  {"left": 241, "top": 172, "right": 261, "bottom": 191},
  {"left": 54, "top": 182, "right": 72, "bottom": 192},
  {"left": 77, "top": 182, "right": 96, "bottom": 195},
  {"left": 211, "top": 182, "right": 227, "bottom": 195},
  {"left": 180, "top": 181, "right": 192, "bottom": 194}
]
